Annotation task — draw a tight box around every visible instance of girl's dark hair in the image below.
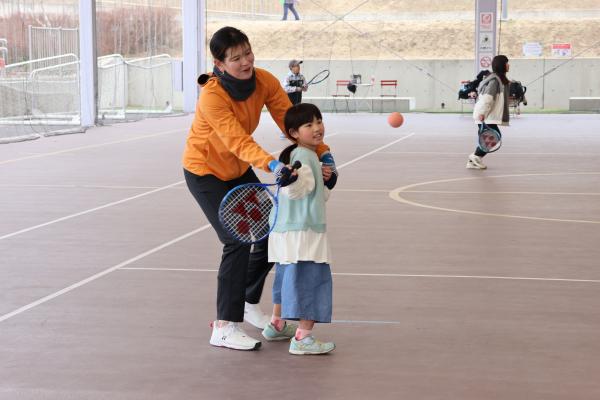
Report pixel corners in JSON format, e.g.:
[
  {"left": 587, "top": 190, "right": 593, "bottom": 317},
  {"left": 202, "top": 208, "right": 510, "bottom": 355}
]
[
  {"left": 209, "top": 26, "right": 251, "bottom": 62},
  {"left": 492, "top": 55, "right": 510, "bottom": 85},
  {"left": 279, "top": 103, "right": 323, "bottom": 164}
]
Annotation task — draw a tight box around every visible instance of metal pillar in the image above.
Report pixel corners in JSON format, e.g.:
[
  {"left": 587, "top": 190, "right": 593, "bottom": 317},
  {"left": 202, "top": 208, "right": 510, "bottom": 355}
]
[
  {"left": 183, "top": 0, "right": 206, "bottom": 113},
  {"left": 474, "top": 0, "right": 498, "bottom": 74},
  {"left": 79, "top": 0, "right": 98, "bottom": 127}
]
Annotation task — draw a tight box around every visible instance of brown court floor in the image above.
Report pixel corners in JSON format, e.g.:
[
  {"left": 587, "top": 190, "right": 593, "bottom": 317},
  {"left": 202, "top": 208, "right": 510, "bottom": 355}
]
[{"left": 1, "top": 112, "right": 599, "bottom": 400}]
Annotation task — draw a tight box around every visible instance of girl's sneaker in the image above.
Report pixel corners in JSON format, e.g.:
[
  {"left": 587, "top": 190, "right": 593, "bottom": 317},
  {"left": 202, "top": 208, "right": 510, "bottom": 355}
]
[
  {"left": 262, "top": 322, "right": 297, "bottom": 341},
  {"left": 289, "top": 335, "right": 335, "bottom": 355}
]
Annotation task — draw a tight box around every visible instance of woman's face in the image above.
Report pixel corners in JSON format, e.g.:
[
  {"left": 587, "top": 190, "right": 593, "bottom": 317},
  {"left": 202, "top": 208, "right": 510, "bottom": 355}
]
[{"left": 214, "top": 43, "right": 255, "bottom": 80}]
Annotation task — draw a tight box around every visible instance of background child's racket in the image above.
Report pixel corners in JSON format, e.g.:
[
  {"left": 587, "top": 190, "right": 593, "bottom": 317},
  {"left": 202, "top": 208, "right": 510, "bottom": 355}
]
[
  {"left": 218, "top": 161, "right": 302, "bottom": 244},
  {"left": 478, "top": 122, "right": 502, "bottom": 153},
  {"left": 306, "top": 69, "right": 330, "bottom": 85}
]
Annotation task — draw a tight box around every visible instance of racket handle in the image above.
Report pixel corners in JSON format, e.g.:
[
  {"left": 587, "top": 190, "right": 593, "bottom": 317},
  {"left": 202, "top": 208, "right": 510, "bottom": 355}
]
[{"left": 291, "top": 161, "right": 302, "bottom": 170}]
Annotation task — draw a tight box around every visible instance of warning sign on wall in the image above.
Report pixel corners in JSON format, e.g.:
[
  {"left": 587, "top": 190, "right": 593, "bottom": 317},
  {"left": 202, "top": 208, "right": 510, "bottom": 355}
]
[
  {"left": 551, "top": 43, "right": 572, "bottom": 57},
  {"left": 479, "top": 12, "right": 494, "bottom": 31},
  {"left": 480, "top": 55, "right": 492, "bottom": 68}
]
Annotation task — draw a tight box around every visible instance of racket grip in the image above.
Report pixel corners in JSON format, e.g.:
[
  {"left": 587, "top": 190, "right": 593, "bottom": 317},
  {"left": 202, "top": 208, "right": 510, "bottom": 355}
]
[{"left": 291, "top": 161, "right": 302, "bottom": 170}]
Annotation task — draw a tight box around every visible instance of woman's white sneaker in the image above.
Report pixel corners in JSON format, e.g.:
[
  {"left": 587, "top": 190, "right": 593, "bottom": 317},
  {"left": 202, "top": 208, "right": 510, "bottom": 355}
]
[
  {"left": 244, "top": 302, "right": 270, "bottom": 329},
  {"left": 209, "top": 321, "right": 261, "bottom": 350}
]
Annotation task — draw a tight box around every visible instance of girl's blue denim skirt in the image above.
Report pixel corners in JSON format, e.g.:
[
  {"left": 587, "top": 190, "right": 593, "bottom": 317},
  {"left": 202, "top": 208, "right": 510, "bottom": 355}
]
[{"left": 272, "top": 261, "right": 332, "bottom": 323}]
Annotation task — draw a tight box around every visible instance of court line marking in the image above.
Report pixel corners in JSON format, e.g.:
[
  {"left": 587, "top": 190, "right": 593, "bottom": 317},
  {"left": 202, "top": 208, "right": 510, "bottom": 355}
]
[
  {"left": 398, "top": 190, "right": 600, "bottom": 196},
  {"left": 335, "top": 133, "right": 415, "bottom": 169},
  {"left": 380, "top": 151, "right": 595, "bottom": 156},
  {"left": 118, "top": 267, "right": 600, "bottom": 284},
  {"left": 0, "top": 181, "right": 185, "bottom": 241},
  {"left": 0, "top": 128, "right": 186, "bottom": 165},
  {"left": 336, "top": 189, "right": 600, "bottom": 195},
  {"left": 0, "top": 225, "right": 212, "bottom": 323},
  {"left": 390, "top": 172, "right": 600, "bottom": 224},
  {"left": 0, "top": 133, "right": 415, "bottom": 323},
  {"left": 0, "top": 184, "right": 186, "bottom": 190},
  {"left": 2, "top": 186, "right": 598, "bottom": 197},
  {"left": 0, "top": 134, "right": 346, "bottom": 239},
  {"left": 0, "top": 132, "right": 393, "bottom": 241},
  {"left": 331, "top": 320, "right": 401, "bottom": 325}
]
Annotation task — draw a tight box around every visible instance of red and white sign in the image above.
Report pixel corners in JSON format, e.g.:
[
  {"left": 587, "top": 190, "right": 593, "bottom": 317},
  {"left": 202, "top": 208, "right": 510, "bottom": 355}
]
[
  {"left": 480, "top": 55, "right": 492, "bottom": 68},
  {"left": 479, "top": 12, "right": 493, "bottom": 31},
  {"left": 551, "top": 43, "right": 572, "bottom": 57}
]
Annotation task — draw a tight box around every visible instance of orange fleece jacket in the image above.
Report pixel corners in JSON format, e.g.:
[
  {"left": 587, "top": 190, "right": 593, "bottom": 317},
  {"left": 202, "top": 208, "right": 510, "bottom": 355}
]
[{"left": 182, "top": 67, "right": 329, "bottom": 181}]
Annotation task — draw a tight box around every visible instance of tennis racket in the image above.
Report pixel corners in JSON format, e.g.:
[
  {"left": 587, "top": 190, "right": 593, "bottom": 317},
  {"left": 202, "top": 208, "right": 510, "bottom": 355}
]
[
  {"left": 218, "top": 161, "right": 302, "bottom": 244},
  {"left": 478, "top": 123, "right": 502, "bottom": 153},
  {"left": 306, "top": 70, "right": 330, "bottom": 85}
]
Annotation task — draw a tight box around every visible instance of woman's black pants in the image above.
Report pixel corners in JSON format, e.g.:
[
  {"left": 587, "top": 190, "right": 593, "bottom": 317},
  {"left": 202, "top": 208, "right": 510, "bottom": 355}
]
[{"left": 184, "top": 167, "right": 273, "bottom": 322}]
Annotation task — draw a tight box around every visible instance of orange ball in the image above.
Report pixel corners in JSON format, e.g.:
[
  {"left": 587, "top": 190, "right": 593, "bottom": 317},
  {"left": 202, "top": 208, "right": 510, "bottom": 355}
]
[{"left": 388, "top": 112, "right": 404, "bottom": 128}]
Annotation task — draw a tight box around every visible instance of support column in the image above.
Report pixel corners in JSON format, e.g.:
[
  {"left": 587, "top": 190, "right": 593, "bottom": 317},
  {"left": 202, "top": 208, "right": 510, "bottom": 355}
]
[
  {"left": 183, "top": 0, "right": 206, "bottom": 113},
  {"left": 79, "top": 0, "right": 97, "bottom": 127},
  {"left": 474, "top": 0, "right": 497, "bottom": 75}
]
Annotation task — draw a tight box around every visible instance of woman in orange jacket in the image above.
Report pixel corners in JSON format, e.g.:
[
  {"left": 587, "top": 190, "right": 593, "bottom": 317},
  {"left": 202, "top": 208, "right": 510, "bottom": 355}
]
[{"left": 183, "top": 26, "right": 337, "bottom": 351}]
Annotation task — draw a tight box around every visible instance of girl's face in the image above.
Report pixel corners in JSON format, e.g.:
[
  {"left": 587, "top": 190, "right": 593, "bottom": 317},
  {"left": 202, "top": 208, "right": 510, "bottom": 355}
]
[
  {"left": 506, "top": 62, "right": 510, "bottom": 72},
  {"left": 214, "top": 43, "right": 255, "bottom": 80},
  {"left": 291, "top": 65, "right": 300, "bottom": 75},
  {"left": 290, "top": 116, "right": 324, "bottom": 151}
]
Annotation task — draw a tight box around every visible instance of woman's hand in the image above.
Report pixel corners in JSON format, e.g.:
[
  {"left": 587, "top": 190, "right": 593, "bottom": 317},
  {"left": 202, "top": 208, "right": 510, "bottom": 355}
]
[{"left": 478, "top": 114, "right": 485, "bottom": 121}]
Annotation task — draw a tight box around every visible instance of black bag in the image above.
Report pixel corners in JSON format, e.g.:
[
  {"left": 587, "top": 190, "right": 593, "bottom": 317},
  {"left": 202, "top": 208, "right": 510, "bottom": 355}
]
[
  {"left": 458, "top": 81, "right": 477, "bottom": 99},
  {"left": 346, "top": 82, "right": 357, "bottom": 94},
  {"left": 509, "top": 81, "right": 527, "bottom": 105},
  {"left": 458, "top": 71, "right": 490, "bottom": 100}
]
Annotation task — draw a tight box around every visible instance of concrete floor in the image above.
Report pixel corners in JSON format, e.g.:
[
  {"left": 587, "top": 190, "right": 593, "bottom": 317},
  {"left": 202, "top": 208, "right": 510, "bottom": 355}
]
[{"left": 1, "top": 112, "right": 599, "bottom": 400}]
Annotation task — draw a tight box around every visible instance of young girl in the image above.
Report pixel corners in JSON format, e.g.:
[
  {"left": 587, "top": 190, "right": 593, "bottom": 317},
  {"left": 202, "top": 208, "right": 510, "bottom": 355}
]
[
  {"left": 467, "top": 55, "right": 511, "bottom": 170},
  {"left": 262, "top": 103, "right": 338, "bottom": 355}
]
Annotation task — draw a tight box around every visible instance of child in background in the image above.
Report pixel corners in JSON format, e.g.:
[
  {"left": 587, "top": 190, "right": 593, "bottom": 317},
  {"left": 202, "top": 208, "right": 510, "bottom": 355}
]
[
  {"left": 262, "top": 103, "right": 338, "bottom": 355},
  {"left": 283, "top": 59, "right": 308, "bottom": 105}
]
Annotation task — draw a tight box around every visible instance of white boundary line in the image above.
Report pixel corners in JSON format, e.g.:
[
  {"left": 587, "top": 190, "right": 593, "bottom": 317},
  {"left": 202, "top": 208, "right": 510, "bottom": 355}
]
[
  {"left": 0, "top": 225, "right": 212, "bottom": 323},
  {"left": 0, "top": 128, "right": 185, "bottom": 166},
  {"left": 390, "top": 172, "right": 600, "bottom": 224},
  {"left": 0, "top": 132, "right": 377, "bottom": 241},
  {"left": 380, "top": 151, "right": 595, "bottom": 156},
  {"left": 0, "top": 184, "right": 186, "bottom": 190},
  {"left": 0, "top": 132, "right": 347, "bottom": 241},
  {"left": 0, "top": 133, "right": 415, "bottom": 322},
  {"left": 331, "top": 320, "right": 402, "bottom": 325},
  {"left": 336, "top": 133, "right": 415, "bottom": 169},
  {"left": 0, "top": 181, "right": 185, "bottom": 241},
  {"left": 399, "top": 190, "right": 600, "bottom": 196},
  {"left": 118, "top": 267, "right": 600, "bottom": 284}
]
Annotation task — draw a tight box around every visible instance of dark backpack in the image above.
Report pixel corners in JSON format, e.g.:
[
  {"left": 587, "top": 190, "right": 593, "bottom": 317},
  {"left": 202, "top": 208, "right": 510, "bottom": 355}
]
[
  {"left": 458, "top": 80, "right": 477, "bottom": 99},
  {"left": 458, "top": 70, "right": 490, "bottom": 100},
  {"left": 509, "top": 81, "right": 527, "bottom": 104}
]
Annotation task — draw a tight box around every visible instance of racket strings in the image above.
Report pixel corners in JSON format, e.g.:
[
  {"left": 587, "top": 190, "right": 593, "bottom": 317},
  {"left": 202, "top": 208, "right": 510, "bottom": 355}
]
[
  {"left": 220, "top": 186, "right": 274, "bottom": 242},
  {"left": 479, "top": 129, "right": 502, "bottom": 152}
]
